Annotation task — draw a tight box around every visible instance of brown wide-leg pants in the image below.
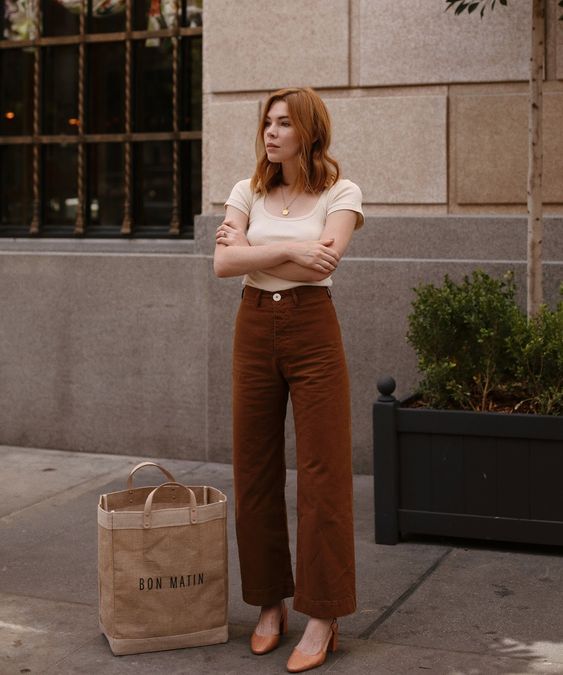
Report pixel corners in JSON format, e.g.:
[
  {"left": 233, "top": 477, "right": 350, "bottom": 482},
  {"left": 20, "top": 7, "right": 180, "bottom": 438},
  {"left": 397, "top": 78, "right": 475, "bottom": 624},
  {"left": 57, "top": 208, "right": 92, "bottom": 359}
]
[{"left": 232, "top": 284, "right": 356, "bottom": 619}]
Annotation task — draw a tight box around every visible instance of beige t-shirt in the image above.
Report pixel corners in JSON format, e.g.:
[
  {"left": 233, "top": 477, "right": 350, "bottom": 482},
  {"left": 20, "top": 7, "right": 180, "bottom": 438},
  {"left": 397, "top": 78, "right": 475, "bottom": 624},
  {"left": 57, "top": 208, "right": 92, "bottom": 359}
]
[{"left": 224, "top": 178, "right": 364, "bottom": 291}]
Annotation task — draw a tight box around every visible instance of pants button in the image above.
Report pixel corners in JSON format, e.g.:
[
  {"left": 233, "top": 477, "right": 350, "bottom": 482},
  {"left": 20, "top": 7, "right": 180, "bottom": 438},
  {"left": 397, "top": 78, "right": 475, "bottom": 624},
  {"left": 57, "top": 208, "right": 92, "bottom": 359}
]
[{"left": 273, "top": 293, "right": 281, "bottom": 301}]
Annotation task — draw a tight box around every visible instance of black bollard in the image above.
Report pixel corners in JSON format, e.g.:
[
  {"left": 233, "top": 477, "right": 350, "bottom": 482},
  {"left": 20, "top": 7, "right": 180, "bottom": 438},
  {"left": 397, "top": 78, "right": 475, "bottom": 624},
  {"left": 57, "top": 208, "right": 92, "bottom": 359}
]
[{"left": 373, "top": 376, "right": 399, "bottom": 544}]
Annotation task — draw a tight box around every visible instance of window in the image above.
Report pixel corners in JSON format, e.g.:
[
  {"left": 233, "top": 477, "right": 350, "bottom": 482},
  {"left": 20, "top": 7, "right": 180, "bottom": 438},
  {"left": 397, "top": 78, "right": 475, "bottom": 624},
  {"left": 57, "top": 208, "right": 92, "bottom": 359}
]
[{"left": 0, "top": 0, "right": 202, "bottom": 238}]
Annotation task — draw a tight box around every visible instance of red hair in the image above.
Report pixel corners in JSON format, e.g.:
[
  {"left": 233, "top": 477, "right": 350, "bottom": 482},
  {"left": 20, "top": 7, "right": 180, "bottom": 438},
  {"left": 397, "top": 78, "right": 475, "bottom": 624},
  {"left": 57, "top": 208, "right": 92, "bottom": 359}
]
[{"left": 250, "top": 87, "right": 340, "bottom": 195}]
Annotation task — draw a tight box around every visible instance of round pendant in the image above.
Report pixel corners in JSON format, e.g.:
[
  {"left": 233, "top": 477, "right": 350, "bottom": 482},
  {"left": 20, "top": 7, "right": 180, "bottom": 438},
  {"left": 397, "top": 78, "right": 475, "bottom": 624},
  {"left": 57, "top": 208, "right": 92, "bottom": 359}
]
[{"left": 282, "top": 208, "right": 289, "bottom": 216}]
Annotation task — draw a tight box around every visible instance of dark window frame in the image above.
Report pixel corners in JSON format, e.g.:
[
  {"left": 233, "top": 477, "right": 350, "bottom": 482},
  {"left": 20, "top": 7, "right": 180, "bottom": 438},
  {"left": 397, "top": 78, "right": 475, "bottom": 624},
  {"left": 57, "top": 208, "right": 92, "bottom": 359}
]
[{"left": 0, "top": 0, "right": 202, "bottom": 238}]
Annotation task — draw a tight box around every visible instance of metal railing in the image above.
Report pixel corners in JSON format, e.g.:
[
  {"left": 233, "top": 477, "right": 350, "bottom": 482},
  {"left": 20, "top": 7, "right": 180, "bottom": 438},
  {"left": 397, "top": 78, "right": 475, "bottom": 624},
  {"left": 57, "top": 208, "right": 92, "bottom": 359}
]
[{"left": 0, "top": 0, "right": 202, "bottom": 237}]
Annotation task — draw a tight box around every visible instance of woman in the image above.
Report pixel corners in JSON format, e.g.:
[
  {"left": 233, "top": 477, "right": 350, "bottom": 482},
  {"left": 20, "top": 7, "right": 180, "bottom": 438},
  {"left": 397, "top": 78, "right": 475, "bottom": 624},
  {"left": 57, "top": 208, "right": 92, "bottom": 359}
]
[{"left": 214, "top": 87, "right": 363, "bottom": 673}]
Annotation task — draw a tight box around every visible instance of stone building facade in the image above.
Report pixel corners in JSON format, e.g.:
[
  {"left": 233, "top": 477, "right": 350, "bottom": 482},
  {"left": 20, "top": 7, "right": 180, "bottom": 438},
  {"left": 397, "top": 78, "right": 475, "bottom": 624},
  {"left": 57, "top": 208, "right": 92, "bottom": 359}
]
[{"left": 0, "top": 1, "right": 562, "bottom": 472}]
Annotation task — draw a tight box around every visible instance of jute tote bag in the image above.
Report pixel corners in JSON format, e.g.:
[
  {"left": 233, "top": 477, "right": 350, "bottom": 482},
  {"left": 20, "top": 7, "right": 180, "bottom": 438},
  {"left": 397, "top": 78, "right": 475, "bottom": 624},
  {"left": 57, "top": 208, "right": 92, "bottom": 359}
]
[{"left": 98, "top": 461, "right": 228, "bottom": 655}]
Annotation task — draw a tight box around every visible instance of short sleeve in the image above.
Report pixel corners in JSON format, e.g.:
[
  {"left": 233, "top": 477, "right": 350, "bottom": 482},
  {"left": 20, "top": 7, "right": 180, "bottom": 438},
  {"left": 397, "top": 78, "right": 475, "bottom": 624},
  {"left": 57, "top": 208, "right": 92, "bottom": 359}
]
[
  {"left": 224, "top": 178, "right": 254, "bottom": 216},
  {"left": 327, "top": 179, "right": 364, "bottom": 229}
]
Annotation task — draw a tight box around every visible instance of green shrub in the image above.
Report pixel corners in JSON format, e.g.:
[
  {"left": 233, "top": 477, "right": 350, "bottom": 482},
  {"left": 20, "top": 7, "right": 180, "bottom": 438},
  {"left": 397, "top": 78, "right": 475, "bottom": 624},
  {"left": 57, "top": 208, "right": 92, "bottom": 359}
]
[
  {"left": 406, "top": 270, "right": 562, "bottom": 415},
  {"left": 510, "top": 300, "right": 563, "bottom": 415}
]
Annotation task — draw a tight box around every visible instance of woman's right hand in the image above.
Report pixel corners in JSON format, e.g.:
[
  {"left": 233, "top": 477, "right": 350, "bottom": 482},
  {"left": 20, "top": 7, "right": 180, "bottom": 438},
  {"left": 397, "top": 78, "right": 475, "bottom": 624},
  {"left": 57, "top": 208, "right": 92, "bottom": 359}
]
[{"left": 288, "top": 239, "right": 340, "bottom": 273}]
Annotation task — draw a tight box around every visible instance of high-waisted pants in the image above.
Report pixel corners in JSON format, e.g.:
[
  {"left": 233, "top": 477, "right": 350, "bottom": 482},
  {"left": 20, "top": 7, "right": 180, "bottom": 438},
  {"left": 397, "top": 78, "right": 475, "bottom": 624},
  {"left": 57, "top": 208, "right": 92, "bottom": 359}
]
[{"left": 232, "top": 284, "right": 356, "bottom": 619}]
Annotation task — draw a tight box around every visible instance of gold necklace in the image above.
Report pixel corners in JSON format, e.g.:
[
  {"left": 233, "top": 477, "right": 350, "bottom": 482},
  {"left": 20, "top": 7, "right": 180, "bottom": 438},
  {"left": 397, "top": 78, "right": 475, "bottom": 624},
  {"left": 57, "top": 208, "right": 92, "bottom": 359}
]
[{"left": 280, "top": 184, "right": 300, "bottom": 216}]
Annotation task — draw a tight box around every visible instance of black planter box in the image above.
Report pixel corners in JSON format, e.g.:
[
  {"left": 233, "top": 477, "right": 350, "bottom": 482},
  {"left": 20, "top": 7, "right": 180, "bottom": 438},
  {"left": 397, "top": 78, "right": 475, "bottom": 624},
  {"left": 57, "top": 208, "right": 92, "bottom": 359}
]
[{"left": 373, "top": 377, "right": 563, "bottom": 547}]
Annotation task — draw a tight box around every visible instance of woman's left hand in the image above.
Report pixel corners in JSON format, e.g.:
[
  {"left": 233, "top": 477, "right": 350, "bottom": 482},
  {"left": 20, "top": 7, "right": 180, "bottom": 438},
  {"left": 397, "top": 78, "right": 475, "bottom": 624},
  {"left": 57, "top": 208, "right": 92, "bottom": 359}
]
[{"left": 216, "top": 220, "right": 250, "bottom": 247}]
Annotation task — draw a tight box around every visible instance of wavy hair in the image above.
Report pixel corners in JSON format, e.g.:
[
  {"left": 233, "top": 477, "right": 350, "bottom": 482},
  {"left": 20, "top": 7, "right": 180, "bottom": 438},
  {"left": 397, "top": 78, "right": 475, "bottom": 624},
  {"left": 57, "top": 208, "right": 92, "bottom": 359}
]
[{"left": 250, "top": 87, "right": 340, "bottom": 195}]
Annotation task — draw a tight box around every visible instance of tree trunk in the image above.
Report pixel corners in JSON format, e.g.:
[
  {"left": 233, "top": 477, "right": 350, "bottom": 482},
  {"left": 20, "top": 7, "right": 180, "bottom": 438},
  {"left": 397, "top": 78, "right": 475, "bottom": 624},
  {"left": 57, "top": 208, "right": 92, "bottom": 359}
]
[{"left": 527, "top": 0, "right": 545, "bottom": 317}]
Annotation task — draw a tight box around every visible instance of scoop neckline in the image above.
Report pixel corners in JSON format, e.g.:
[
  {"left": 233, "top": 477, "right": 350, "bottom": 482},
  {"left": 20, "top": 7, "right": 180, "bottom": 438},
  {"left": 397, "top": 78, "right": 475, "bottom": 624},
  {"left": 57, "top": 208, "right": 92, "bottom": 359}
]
[{"left": 260, "top": 190, "right": 326, "bottom": 221}]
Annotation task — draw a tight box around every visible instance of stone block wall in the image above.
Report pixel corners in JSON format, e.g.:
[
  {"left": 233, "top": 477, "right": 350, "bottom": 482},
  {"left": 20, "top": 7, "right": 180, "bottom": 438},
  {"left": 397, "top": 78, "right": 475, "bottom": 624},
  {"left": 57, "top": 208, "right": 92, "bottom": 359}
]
[
  {"left": 1, "top": 1, "right": 561, "bottom": 472},
  {"left": 203, "top": 0, "right": 563, "bottom": 216}
]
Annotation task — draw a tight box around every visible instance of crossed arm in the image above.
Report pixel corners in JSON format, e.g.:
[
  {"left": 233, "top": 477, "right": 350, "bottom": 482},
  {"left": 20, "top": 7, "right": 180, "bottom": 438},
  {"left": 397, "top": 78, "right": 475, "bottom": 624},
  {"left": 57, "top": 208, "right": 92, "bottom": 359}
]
[{"left": 213, "top": 204, "right": 357, "bottom": 281}]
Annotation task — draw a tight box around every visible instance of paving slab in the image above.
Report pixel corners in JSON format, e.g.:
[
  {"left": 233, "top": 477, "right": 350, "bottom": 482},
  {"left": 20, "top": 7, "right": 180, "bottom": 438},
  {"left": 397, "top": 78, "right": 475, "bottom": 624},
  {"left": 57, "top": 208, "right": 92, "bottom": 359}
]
[
  {"left": 0, "top": 592, "right": 98, "bottom": 675},
  {"left": 44, "top": 624, "right": 346, "bottom": 675},
  {"left": 7, "top": 447, "right": 563, "bottom": 674},
  {"left": 372, "top": 546, "right": 563, "bottom": 668},
  {"left": 325, "top": 638, "right": 563, "bottom": 674},
  {"left": 0, "top": 446, "right": 204, "bottom": 518},
  {"left": 0, "top": 446, "right": 135, "bottom": 517},
  {"left": 0, "top": 460, "right": 205, "bottom": 606},
  {"left": 0, "top": 450, "right": 448, "bottom": 639}
]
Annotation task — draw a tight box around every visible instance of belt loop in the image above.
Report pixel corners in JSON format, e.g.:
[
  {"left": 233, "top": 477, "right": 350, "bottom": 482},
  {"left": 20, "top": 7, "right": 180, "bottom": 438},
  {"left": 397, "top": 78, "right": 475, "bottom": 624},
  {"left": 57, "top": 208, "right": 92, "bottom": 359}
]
[
  {"left": 326, "top": 287, "right": 332, "bottom": 298},
  {"left": 241, "top": 287, "right": 245, "bottom": 299},
  {"left": 256, "top": 289, "right": 263, "bottom": 307},
  {"left": 291, "top": 288, "right": 299, "bottom": 305}
]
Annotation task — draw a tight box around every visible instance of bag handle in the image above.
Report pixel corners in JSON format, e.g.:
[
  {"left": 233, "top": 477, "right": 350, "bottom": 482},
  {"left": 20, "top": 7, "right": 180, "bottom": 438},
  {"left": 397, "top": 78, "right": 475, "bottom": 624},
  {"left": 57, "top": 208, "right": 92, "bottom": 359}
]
[
  {"left": 143, "top": 482, "right": 197, "bottom": 529},
  {"left": 127, "top": 461, "right": 176, "bottom": 490}
]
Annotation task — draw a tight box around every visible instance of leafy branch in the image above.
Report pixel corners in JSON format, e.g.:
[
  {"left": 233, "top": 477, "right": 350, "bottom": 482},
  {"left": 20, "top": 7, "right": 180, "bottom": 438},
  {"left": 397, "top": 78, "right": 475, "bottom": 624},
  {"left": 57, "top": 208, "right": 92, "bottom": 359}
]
[
  {"left": 445, "top": 0, "right": 563, "bottom": 20},
  {"left": 445, "top": 0, "right": 508, "bottom": 18}
]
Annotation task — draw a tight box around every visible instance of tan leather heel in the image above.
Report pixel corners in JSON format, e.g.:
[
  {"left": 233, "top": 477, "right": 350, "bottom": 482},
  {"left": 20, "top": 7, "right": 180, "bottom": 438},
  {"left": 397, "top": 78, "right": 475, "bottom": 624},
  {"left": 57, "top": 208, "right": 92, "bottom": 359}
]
[
  {"left": 286, "top": 619, "right": 338, "bottom": 673},
  {"left": 250, "top": 602, "right": 288, "bottom": 655}
]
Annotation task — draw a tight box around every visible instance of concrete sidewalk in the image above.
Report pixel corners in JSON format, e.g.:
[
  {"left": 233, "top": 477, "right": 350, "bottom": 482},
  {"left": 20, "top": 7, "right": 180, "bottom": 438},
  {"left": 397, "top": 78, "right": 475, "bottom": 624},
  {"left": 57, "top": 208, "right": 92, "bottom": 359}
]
[{"left": 1, "top": 446, "right": 562, "bottom": 675}]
